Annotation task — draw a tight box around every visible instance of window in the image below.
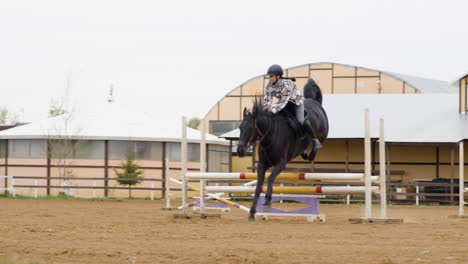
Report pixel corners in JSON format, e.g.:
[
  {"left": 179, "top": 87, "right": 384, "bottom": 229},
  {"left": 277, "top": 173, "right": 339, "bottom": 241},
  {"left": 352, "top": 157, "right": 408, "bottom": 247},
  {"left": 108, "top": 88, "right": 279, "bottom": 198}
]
[
  {"left": 9, "top": 139, "right": 47, "bottom": 158},
  {"left": 109, "top": 141, "right": 162, "bottom": 160},
  {"left": 208, "top": 144, "right": 230, "bottom": 172},
  {"left": 209, "top": 121, "right": 240, "bottom": 136},
  {"left": 0, "top": 140, "right": 6, "bottom": 158},
  {"left": 167, "top": 142, "right": 200, "bottom": 162},
  {"left": 49, "top": 140, "right": 105, "bottom": 159},
  {"left": 74, "top": 141, "right": 105, "bottom": 159}
]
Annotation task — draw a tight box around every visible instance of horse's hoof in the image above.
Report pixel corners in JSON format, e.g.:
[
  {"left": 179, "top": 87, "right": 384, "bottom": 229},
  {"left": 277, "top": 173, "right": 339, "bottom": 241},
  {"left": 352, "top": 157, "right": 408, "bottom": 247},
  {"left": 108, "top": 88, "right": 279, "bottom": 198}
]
[
  {"left": 301, "top": 152, "right": 308, "bottom": 160},
  {"left": 308, "top": 149, "right": 317, "bottom": 161},
  {"left": 263, "top": 204, "right": 272, "bottom": 211},
  {"left": 248, "top": 215, "right": 256, "bottom": 221}
]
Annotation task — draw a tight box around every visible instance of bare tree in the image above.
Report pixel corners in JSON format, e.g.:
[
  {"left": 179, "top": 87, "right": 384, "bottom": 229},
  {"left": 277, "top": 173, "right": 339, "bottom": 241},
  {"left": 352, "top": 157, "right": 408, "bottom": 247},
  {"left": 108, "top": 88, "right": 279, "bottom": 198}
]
[{"left": 47, "top": 98, "right": 82, "bottom": 196}]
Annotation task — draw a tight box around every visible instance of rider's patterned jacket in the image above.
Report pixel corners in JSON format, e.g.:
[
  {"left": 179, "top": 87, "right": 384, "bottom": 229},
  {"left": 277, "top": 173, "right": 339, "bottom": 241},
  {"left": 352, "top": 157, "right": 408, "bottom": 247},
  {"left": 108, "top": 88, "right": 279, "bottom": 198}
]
[{"left": 263, "top": 78, "right": 304, "bottom": 114}]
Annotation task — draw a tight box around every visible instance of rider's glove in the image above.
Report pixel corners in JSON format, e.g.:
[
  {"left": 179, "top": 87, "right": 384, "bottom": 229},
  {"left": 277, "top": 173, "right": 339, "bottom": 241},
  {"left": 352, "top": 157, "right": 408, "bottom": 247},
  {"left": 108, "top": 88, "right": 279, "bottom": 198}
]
[{"left": 271, "top": 107, "right": 278, "bottom": 114}]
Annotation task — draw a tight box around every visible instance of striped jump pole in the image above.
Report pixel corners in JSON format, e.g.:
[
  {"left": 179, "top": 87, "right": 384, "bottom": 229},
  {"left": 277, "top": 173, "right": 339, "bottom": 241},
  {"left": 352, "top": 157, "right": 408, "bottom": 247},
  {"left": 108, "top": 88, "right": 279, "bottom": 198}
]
[
  {"left": 187, "top": 172, "right": 380, "bottom": 182},
  {"left": 170, "top": 178, "right": 250, "bottom": 212},
  {"left": 204, "top": 185, "right": 379, "bottom": 194},
  {"left": 174, "top": 178, "right": 257, "bottom": 210}
]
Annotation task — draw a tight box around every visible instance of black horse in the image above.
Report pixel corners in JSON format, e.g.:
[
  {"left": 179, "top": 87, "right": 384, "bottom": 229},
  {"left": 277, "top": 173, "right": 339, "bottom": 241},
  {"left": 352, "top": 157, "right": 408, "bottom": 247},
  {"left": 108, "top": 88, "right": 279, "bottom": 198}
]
[{"left": 237, "top": 79, "right": 329, "bottom": 221}]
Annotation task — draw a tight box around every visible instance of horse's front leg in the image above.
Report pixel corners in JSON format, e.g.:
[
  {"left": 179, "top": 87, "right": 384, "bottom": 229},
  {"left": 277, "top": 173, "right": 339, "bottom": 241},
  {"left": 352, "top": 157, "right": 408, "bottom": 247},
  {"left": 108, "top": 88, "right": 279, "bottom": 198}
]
[
  {"left": 248, "top": 164, "right": 266, "bottom": 221},
  {"left": 264, "top": 161, "right": 287, "bottom": 209}
]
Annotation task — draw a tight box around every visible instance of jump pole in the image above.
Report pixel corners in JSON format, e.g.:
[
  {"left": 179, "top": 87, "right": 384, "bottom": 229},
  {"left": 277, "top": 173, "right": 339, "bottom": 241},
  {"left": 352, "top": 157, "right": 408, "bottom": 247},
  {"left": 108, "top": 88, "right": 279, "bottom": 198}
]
[
  {"left": 170, "top": 178, "right": 250, "bottom": 212},
  {"left": 199, "top": 121, "right": 206, "bottom": 214},
  {"left": 204, "top": 185, "right": 378, "bottom": 193},
  {"left": 364, "top": 108, "right": 372, "bottom": 218},
  {"left": 460, "top": 141, "right": 465, "bottom": 217},
  {"left": 187, "top": 172, "right": 379, "bottom": 182},
  {"left": 379, "top": 118, "right": 387, "bottom": 218},
  {"left": 181, "top": 117, "right": 188, "bottom": 215},
  {"left": 161, "top": 158, "right": 176, "bottom": 210},
  {"left": 449, "top": 141, "right": 467, "bottom": 219}
]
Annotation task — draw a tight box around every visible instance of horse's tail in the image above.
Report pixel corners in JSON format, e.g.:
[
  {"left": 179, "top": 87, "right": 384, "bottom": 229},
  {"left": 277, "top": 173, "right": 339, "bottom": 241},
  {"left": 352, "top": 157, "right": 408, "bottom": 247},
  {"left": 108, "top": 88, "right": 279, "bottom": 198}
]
[{"left": 303, "top": 78, "right": 322, "bottom": 105}]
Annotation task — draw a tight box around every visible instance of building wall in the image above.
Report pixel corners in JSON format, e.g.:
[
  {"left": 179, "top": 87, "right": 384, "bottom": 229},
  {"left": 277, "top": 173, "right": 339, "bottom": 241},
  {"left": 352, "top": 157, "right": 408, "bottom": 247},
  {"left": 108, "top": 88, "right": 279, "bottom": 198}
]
[
  {"left": 0, "top": 140, "right": 229, "bottom": 198},
  {"left": 205, "top": 63, "right": 418, "bottom": 135}
]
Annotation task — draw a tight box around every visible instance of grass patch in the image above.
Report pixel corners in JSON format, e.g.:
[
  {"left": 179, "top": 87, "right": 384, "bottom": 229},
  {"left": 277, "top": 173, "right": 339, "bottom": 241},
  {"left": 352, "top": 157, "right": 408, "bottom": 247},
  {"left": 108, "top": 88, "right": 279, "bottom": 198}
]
[{"left": 0, "top": 194, "right": 160, "bottom": 201}]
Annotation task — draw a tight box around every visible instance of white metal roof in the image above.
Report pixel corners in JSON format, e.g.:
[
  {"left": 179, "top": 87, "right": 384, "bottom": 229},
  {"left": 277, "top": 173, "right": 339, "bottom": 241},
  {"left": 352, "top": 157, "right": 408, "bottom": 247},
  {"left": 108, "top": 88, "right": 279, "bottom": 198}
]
[
  {"left": 0, "top": 102, "right": 227, "bottom": 145},
  {"left": 220, "top": 94, "right": 468, "bottom": 143}
]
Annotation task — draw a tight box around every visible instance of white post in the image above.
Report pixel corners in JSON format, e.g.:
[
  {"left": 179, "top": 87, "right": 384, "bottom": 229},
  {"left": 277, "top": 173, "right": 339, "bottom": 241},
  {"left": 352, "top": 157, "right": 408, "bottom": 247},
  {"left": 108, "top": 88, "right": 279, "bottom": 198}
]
[
  {"left": 200, "top": 121, "right": 207, "bottom": 214},
  {"left": 364, "top": 109, "right": 372, "bottom": 218},
  {"left": 459, "top": 141, "right": 464, "bottom": 217},
  {"left": 379, "top": 118, "right": 387, "bottom": 218},
  {"left": 415, "top": 185, "right": 419, "bottom": 206},
  {"left": 92, "top": 180, "right": 97, "bottom": 198},
  {"left": 34, "top": 180, "right": 38, "bottom": 198},
  {"left": 181, "top": 116, "right": 188, "bottom": 215},
  {"left": 280, "top": 183, "right": 284, "bottom": 204},
  {"left": 150, "top": 182, "right": 154, "bottom": 201},
  {"left": 11, "top": 176, "right": 15, "bottom": 198},
  {"left": 165, "top": 158, "right": 171, "bottom": 208},
  {"left": 346, "top": 185, "right": 350, "bottom": 205}
]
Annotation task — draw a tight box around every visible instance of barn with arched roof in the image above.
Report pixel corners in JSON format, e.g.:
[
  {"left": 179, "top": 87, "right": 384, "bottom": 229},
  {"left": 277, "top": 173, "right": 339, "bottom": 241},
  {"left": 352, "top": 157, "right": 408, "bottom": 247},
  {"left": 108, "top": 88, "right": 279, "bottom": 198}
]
[{"left": 203, "top": 62, "right": 464, "bottom": 203}]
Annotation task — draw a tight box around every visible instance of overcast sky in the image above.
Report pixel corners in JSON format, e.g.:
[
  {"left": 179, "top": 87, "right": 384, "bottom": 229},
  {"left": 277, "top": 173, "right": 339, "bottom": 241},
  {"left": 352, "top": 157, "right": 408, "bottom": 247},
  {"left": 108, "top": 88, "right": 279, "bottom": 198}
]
[{"left": 1, "top": 0, "right": 467, "bottom": 123}]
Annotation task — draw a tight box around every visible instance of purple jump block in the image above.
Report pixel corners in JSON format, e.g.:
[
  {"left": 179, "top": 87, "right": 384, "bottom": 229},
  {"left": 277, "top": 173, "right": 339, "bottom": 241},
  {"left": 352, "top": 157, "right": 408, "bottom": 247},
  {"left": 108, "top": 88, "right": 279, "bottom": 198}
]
[{"left": 257, "top": 196, "right": 320, "bottom": 214}]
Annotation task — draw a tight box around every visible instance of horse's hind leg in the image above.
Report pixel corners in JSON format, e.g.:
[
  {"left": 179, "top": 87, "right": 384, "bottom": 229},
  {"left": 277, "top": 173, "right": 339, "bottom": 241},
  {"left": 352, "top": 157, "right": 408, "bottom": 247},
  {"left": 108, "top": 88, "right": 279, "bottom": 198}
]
[
  {"left": 308, "top": 139, "right": 321, "bottom": 161},
  {"left": 264, "top": 161, "right": 287, "bottom": 209},
  {"left": 249, "top": 164, "right": 266, "bottom": 221}
]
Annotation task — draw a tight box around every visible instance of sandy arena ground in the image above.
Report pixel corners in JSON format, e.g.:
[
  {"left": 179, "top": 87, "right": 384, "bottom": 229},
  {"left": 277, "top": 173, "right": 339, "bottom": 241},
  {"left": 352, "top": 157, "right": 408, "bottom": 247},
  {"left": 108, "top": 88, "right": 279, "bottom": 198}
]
[{"left": 0, "top": 199, "right": 467, "bottom": 264}]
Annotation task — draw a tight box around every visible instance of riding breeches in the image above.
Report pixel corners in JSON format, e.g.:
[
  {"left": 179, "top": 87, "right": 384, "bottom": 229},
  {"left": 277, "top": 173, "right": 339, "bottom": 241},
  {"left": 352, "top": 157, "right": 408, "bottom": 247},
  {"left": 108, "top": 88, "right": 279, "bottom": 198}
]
[{"left": 295, "top": 103, "right": 305, "bottom": 125}]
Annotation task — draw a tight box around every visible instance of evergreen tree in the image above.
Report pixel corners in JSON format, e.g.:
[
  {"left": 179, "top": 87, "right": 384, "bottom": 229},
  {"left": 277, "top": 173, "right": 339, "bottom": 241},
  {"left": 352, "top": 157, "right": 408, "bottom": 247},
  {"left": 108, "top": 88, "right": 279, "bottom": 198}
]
[{"left": 114, "top": 152, "right": 144, "bottom": 198}]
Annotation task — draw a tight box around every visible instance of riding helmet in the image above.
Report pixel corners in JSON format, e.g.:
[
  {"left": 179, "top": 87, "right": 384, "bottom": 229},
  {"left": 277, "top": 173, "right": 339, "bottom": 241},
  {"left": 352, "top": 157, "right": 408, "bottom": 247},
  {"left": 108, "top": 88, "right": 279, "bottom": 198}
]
[{"left": 267, "top": 64, "right": 283, "bottom": 76}]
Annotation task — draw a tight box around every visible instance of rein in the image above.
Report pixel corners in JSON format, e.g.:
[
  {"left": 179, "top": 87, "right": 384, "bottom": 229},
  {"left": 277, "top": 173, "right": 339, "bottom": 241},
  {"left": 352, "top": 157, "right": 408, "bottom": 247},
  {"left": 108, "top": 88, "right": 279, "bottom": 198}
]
[{"left": 254, "top": 115, "right": 277, "bottom": 148}]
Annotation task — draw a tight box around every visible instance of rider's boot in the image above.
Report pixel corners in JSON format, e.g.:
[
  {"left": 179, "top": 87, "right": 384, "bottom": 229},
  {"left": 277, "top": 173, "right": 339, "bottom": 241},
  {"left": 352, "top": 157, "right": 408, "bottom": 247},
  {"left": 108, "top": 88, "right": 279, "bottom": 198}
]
[{"left": 301, "top": 119, "right": 322, "bottom": 161}]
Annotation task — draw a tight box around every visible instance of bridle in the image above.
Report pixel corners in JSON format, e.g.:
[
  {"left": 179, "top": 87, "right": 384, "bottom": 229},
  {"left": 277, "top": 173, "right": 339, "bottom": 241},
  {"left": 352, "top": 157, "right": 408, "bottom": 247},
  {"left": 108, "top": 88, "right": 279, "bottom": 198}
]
[
  {"left": 254, "top": 114, "right": 277, "bottom": 148},
  {"left": 240, "top": 113, "right": 277, "bottom": 151}
]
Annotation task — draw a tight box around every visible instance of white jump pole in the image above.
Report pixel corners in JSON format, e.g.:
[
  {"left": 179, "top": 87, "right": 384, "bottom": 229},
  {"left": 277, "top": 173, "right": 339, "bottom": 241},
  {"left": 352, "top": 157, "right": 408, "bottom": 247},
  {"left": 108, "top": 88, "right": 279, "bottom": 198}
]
[
  {"left": 199, "top": 120, "right": 207, "bottom": 214},
  {"left": 187, "top": 173, "right": 379, "bottom": 182},
  {"left": 181, "top": 116, "right": 188, "bottom": 215},
  {"left": 379, "top": 118, "right": 387, "bottom": 218},
  {"left": 165, "top": 158, "right": 171, "bottom": 209},
  {"left": 459, "top": 141, "right": 464, "bottom": 217},
  {"left": 364, "top": 108, "right": 372, "bottom": 218}
]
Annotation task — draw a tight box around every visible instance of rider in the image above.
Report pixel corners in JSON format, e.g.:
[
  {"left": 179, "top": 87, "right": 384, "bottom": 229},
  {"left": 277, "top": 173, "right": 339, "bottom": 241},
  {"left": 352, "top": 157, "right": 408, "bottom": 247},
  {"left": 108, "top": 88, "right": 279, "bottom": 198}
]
[{"left": 263, "top": 64, "right": 322, "bottom": 150}]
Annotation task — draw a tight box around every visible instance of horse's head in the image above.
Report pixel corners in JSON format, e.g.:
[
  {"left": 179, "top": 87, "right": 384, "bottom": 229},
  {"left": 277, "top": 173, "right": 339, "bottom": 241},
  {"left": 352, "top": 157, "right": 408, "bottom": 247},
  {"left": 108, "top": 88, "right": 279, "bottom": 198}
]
[{"left": 237, "top": 107, "right": 257, "bottom": 157}]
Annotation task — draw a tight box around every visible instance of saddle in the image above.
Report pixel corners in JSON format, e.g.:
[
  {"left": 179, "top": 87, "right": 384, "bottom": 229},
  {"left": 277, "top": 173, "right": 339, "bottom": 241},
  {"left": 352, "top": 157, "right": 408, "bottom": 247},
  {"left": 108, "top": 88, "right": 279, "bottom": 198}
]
[{"left": 280, "top": 108, "right": 308, "bottom": 140}]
